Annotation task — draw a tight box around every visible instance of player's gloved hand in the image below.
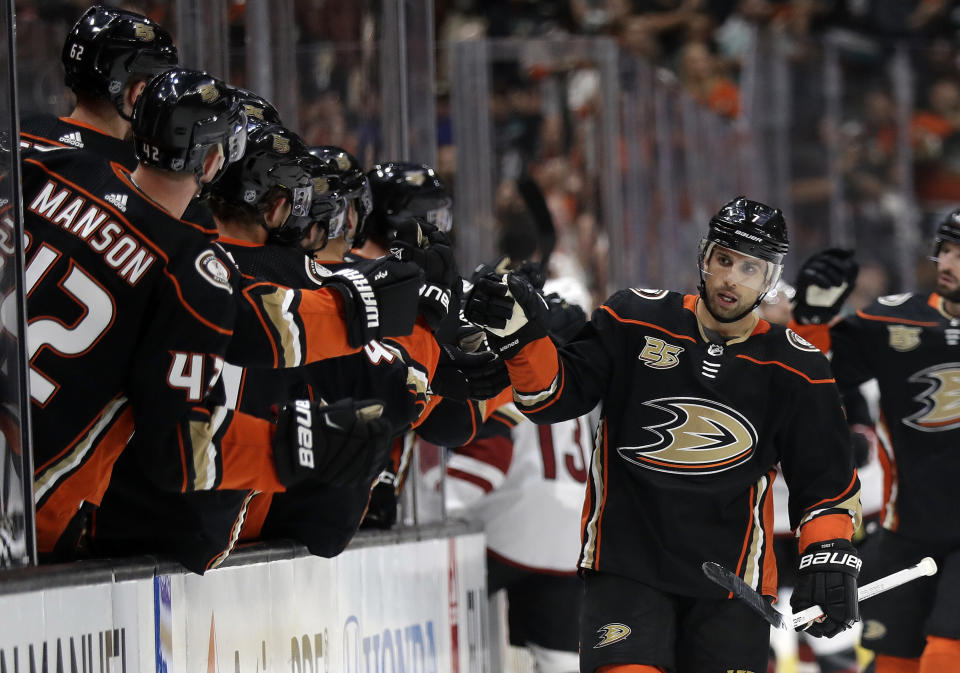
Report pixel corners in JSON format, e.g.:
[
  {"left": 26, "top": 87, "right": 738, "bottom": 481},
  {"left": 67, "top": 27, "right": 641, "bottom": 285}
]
[
  {"left": 273, "top": 398, "right": 392, "bottom": 488},
  {"left": 471, "top": 255, "right": 545, "bottom": 289},
  {"left": 849, "top": 423, "right": 877, "bottom": 468},
  {"left": 431, "top": 345, "right": 510, "bottom": 401},
  {"left": 324, "top": 256, "right": 423, "bottom": 346},
  {"left": 463, "top": 272, "right": 551, "bottom": 359},
  {"left": 545, "top": 292, "right": 587, "bottom": 344},
  {"left": 361, "top": 470, "right": 399, "bottom": 529},
  {"left": 389, "top": 218, "right": 459, "bottom": 330},
  {"left": 792, "top": 249, "right": 858, "bottom": 325},
  {"left": 791, "top": 538, "right": 861, "bottom": 637}
]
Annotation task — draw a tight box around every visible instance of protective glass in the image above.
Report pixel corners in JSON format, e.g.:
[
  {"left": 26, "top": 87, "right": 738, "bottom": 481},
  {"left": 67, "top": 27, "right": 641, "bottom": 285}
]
[{"left": 699, "top": 240, "right": 783, "bottom": 294}]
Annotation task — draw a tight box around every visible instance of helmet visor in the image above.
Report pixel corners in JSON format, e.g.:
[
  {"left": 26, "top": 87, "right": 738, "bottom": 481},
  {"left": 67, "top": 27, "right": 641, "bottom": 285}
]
[{"left": 699, "top": 240, "right": 783, "bottom": 294}]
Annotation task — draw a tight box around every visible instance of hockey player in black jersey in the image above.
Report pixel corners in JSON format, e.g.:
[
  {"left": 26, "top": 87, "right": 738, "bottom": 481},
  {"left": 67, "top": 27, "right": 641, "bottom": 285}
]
[
  {"left": 465, "top": 196, "right": 863, "bottom": 673},
  {"left": 21, "top": 69, "right": 420, "bottom": 562},
  {"left": 789, "top": 213, "right": 960, "bottom": 673},
  {"left": 20, "top": 5, "right": 178, "bottom": 167}
]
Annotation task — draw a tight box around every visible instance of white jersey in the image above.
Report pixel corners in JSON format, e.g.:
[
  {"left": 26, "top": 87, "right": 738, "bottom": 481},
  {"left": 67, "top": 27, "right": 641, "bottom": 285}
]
[{"left": 446, "top": 403, "right": 597, "bottom": 573}]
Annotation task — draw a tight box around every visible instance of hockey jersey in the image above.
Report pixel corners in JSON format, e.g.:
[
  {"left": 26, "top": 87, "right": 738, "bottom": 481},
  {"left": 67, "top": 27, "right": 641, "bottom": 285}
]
[
  {"left": 502, "top": 290, "right": 862, "bottom": 598},
  {"left": 20, "top": 114, "right": 137, "bottom": 169},
  {"left": 20, "top": 148, "right": 358, "bottom": 555},
  {"left": 825, "top": 292, "right": 960, "bottom": 544},
  {"left": 446, "top": 403, "right": 596, "bottom": 573}
]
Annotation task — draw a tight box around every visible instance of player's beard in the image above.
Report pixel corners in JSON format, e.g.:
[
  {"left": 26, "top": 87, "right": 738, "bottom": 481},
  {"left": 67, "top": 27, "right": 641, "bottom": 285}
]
[
  {"left": 705, "top": 287, "right": 747, "bottom": 322},
  {"left": 937, "top": 282, "right": 960, "bottom": 302}
]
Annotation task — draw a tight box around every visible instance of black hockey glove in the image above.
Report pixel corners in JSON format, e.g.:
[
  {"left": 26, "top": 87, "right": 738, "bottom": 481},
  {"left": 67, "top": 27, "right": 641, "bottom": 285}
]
[
  {"left": 471, "top": 256, "right": 545, "bottom": 289},
  {"left": 389, "top": 218, "right": 460, "bottom": 331},
  {"left": 792, "top": 249, "right": 858, "bottom": 325},
  {"left": 324, "top": 256, "right": 423, "bottom": 347},
  {"left": 273, "top": 398, "right": 392, "bottom": 488},
  {"left": 791, "top": 538, "right": 861, "bottom": 637},
  {"left": 545, "top": 292, "right": 587, "bottom": 345},
  {"left": 431, "top": 345, "right": 510, "bottom": 401},
  {"left": 361, "top": 470, "right": 399, "bottom": 530},
  {"left": 463, "top": 272, "right": 551, "bottom": 360}
]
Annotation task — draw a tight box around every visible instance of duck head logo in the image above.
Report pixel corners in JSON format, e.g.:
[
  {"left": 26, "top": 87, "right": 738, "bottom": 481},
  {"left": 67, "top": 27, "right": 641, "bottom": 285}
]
[{"left": 619, "top": 397, "right": 757, "bottom": 474}]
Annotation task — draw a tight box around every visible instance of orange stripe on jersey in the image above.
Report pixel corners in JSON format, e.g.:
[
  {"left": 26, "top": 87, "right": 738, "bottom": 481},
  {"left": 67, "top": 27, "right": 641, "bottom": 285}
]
[
  {"left": 735, "top": 354, "right": 835, "bottom": 384},
  {"left": 877, "top": 415, "right": 899, "bottom": 531},
  {"left": 505, "top": 336, "right": 562, "bottom": 394},
  {"left": 761, "top": 470, "right": 779, "bottom": 599},
  {"left": 217, "top": 235, "right": 264, "bottom": 248},
  {"left": 20, "top": 132, "right": 69, "bottom": 148},
  {"left": 297, "top": 285, "right": 360, "bottom": 360},
  {"left": 731, "top": 482, "right": 758, "bottom": 597},
  {"left": 806, "top": 469, "right": 859, "bottom": 511},
  {"left": 387, "top": 320, "right": 441, "bottom": 380},
  {"left": 855, "top": 309, "right": 938, "bottom": 327},
  {"left": 799, "top": 513, "right": 856, "bottom": 552},
  {"left": 788, "top": 320, "right": 832, "bottom": 353},
  {"left": 753, "top": 319, "right": 771, "bottom": 335},
  {"left": 411, "top": 394, "right": 443, "bottom": 428},
  {"left": 218, "top": 412, "right": 284, "bottom": 492},
  {"left": 601, "top": 304, "right": 697, "bottom": 343},
  {"left": 683, "top": 293, "right": 698, "bottom": 313},
  {"left": 163, "top": 268, "right": 234, "bottom": 335},
  {"left": 483, "top": 387, "right": 514, "bottom": 420},
  {"left": 57, "top": 116, "right": 112, "bottom": 136},
  {"left": 238, "top": 492, "right": 272, "bottom": 542},
  {"left": 35, "top": 407, "right": 134, "bottom": 553}
]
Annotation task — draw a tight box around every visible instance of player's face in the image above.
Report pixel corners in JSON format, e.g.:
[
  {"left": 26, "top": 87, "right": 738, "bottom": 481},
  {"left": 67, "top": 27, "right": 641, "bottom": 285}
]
[
  {"left": 702, "top": 246, "right": 765, "bottom": 320},
  {"left": 936, "top": 241, "right": 960, "bottom": 300}
]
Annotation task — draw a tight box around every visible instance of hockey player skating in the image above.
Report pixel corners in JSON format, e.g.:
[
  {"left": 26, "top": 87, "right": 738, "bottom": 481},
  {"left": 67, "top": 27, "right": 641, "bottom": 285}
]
[
  {"left": 20, "top": 69, "right": 420, "bottom": 561},
  {"left": 790, "top": 212, "right": 960, "bottom": 673},
  {"left": 465, "top": 197, "right": 863, "bottom": 673}
]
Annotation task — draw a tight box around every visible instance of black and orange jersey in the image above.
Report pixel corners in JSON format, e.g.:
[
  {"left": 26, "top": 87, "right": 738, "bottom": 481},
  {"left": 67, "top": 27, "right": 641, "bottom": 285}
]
[
  {"left": 20, "top": 148, "right": 358, "bottom": 556},
  {"left": 20, "top": 114, "right": 137, "bottom": 168},
  {"left": 823, "top": 292, "right": 960, "bottom": 544},
  {"left": 502, "top": 289, "right": 862, "bottom": 599}
]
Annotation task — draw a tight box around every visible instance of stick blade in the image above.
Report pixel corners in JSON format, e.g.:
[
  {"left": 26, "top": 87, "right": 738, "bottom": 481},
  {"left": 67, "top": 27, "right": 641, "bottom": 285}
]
[{"left": 701, "top": 561, "right": 786, "bottom": 630}]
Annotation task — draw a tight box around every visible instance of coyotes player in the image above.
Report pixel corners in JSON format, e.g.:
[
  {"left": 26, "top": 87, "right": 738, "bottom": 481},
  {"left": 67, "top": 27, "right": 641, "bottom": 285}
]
[{"left": 465, "top": 197, "right": 862, "bottom": 673}]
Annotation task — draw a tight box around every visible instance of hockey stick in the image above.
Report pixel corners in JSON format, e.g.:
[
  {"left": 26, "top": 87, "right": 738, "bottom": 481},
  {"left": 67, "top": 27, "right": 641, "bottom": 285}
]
[{"left": 702, "top": 557, "right": 938, "bottom": 630}]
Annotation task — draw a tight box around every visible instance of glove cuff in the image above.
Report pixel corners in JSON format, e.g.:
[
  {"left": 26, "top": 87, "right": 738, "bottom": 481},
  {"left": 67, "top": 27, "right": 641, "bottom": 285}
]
[
  {"left": 797, "top": 538, "right": 861, "bottom": 578},
  {"left": 486, "top": 319, "right": 549, "bottom": 360}
]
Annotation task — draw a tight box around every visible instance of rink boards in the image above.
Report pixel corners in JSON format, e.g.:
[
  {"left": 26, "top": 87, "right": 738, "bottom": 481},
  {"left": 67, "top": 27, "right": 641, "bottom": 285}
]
[{"left": 0, "top": 525, "right": 488, "bottom": 673}]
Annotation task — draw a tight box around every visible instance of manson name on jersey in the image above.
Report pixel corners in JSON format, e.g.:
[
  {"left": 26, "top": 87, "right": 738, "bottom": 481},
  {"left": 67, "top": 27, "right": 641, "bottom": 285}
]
[{"left": 28, "top": 180, "right": 156, "bottom": 286}]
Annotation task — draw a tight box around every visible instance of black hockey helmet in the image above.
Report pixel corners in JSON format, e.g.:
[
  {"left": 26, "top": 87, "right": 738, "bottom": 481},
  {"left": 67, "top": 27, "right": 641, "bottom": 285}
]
[
  {"left": 698, "top": 196, "right": 789, "bottom": 321},
  {"left": 132, "top": 69, "right": 247, "bottom": 182},
  {"left": 366, "top": 161, "right": 452, "bottom": 242},
  {"left": 274, "top": 158, "right": 349, "bottom": 247},
  {"left": 933, "top": 208, "right": 960, "bottom": 256},
  {"left": 63, "top": 5, "right": 178, "bottom": 118},
  {"left": 209, "top": 123, "right": 313, "bottom": 235},
  {"left": 308, "top": 146, "right": 372, "bottom": 240},
  {"left": 226, "top": 85, "right": 282, "bottom": 126}
]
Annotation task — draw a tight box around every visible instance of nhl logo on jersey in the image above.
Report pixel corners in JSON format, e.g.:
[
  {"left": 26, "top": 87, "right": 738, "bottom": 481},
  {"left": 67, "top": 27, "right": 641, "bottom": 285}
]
[
  {"left": 194, "top": 249, "right": 233, "bottom": 294},
  {"left": 888, "top": 325, "right": 922, "bottom": 352},
  {"left": 619, "top": 397, "right": 757, "bottom": 474},
  {"left": 639, "top": 336, "right": 684, "bottom": 369},
  {"left": 594, "top": 623, "right": 631, "bottom": 649}
]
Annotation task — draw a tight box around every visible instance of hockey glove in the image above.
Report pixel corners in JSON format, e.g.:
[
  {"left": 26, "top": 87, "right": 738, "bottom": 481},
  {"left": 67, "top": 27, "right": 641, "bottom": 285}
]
[
  {"left": 389, "top": 218, "right": 460, "bottom": 331},
  {"left": 471, "top": 256, "right": 545, "bottom": 289},
  {"left": 793, "top": 249, "right": 858, "bottom": 325},
  {"left": 791, "top": 538, "right": 861, "bottom": 637},
  {"left": 273, "top": 398, "right": 392, "bottom": 488},
  {"left": 361, "top": 470, "right": 399, "bottom": 530},
  {"left": 463, "top": 272, "right": 550, "bottom": 359},
  {"left": 431, "top": 345, "right": 510, "bottom": 401},
  {"left": 324, "top": 256, "right": 423, "bottom": 347},
  {"left": 545, "top": 292, "right": 588, "bottom": 345}
]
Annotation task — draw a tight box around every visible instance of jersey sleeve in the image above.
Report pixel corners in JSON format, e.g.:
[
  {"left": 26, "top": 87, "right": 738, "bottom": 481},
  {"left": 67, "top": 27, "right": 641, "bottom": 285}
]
[
  {"left": 827, "top": 313, "right": 880, "bottom": 393},
  {"left": 777, "top": 351, "right": 863, "bottom": 550},
  {"left": 123, "top": 245, "right": 286, "bottom": 495},
  {"left": 503, "top": 294, "right": 622, "bottom": 423}
]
